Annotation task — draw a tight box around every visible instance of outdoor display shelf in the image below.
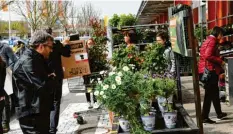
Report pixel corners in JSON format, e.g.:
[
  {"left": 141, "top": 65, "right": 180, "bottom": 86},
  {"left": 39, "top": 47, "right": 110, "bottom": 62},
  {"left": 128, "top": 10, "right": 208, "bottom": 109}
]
[{"left": 111, "top": 103, "right": 199, "bottom": 134}]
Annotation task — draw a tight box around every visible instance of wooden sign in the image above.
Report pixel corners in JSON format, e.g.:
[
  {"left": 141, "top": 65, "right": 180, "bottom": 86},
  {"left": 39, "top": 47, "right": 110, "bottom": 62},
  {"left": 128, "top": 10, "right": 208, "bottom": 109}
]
[{"left": 62, "top": 40, "right": 91, "bottom": 79}]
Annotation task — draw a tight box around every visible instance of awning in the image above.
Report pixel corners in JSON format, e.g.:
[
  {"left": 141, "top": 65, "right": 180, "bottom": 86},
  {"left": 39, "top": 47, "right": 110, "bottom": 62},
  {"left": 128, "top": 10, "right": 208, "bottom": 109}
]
[{"left": 136, "top": 0, "right": 174, "bottom": 24}]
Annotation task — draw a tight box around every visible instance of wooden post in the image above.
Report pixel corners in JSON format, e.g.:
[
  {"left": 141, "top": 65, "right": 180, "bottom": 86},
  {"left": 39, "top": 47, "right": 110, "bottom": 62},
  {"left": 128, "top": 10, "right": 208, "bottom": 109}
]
[{"left": 187, "top": 7, "right": 204, "bottom": 134}]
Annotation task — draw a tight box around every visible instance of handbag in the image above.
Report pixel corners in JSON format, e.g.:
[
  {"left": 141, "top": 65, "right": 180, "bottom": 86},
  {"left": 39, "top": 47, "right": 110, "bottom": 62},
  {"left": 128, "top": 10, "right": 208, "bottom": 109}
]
[{"left": 200, "top": 65, "right": 211, "bottom": 83}]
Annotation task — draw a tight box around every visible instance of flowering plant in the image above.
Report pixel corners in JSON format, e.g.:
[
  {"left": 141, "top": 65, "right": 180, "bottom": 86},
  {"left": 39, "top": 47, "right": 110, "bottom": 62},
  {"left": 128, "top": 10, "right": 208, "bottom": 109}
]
[
  {"left": 111, "top": 44, "right": 144, "bottom": 71},
  {"left": 94, "top": 66, "right": 150, "bottom": 134},
  {"left": 141, "top": 43, "right": 168, "bottom": 74}
]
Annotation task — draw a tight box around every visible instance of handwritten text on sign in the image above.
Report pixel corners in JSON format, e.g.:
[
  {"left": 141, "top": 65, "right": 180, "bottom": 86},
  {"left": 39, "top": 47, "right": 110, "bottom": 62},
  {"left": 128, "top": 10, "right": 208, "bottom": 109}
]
[{"left": 62, "top": 40, "right": 91, "bottom": 79}]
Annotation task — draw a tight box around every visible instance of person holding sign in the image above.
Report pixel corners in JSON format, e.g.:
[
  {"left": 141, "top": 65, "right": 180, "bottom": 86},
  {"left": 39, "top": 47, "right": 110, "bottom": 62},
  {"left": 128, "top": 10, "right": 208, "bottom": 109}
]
[
  {"left": 45, "top": 28, "right": 71, "bottom": 134},
  {"left": 0, "top": 57, "right": 6, "bottom": 134},
  {"left": 198, "top": 26, "right": 227, "bottom": 124}
]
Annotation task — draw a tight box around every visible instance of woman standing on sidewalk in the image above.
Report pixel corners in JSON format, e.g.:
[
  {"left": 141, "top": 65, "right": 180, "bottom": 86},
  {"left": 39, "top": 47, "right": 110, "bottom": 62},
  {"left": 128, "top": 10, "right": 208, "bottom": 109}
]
[
  {"left": 84, "top": 38, "right": 97, "bottom": 109},
  {"left": 0, "top": 57, "right": 6, "bottom": 134},
  {"left": 198, "top": 26, "right": 227, "bottom": 124}
]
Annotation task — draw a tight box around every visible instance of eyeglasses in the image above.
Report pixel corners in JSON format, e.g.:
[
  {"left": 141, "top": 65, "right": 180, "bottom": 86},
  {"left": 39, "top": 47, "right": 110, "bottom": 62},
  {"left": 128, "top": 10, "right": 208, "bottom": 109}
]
[{"left": 43, "top": 44, "right": 53, "bottom": 49}]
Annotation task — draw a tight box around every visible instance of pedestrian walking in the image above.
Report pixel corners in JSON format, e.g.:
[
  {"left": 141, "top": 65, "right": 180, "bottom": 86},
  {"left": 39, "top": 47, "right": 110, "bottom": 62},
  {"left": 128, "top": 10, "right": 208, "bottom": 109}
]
[
  {"left": 0, "top": 57, "right": 6, "bottom": 134},
  {"left": 13, "top": 30, "right": 54, "bottom": 133},
  {"left": 198, "top": 26, "right": 227, "bottom": 124},
  {"left": 0, "top": 41, "right": 17, "bottom": 133},
  {"left": 45, "top": 28, "right": 71, "bottom": 134}
]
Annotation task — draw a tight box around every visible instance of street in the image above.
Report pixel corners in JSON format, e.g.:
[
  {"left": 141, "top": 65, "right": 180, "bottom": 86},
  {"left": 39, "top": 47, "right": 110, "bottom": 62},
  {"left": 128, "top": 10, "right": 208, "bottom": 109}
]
[{"left": 7, "top": 79, "right": 112, "bottom": 134}]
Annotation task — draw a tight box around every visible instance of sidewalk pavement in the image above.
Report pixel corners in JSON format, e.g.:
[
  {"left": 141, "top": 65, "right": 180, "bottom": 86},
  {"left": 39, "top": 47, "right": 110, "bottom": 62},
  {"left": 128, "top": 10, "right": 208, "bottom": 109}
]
[
  {"left": 181, "top": 76, "right": 233, "bottom": 134},
  {"left": 7, "top": 77, "right": 233, "bottom": 134}
]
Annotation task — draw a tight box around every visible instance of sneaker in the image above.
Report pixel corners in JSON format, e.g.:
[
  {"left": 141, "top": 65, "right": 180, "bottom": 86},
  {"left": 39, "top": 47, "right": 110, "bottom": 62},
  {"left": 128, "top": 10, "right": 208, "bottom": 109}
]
[
  {"left": 93, "top": 102, "right": 100, "bottom": 109},
  {"left": 88, "top": 102, "right": 93, "bottom": 109},
  {"left": 203, "top": 118, "right": 216, "bottom": 124},
  {"left": 217, "top": 112, "right": 227, "bottom": 119}
]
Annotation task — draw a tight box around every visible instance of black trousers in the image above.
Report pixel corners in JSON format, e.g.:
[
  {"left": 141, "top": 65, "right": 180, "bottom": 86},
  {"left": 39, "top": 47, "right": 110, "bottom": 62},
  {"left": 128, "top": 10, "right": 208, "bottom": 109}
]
[
  {"left": 200, "top": 72, "right": 222, "bottom": 119},
  {"left": 19, "top": 114, "right": 50, "bottom": 134},
  {"left": 0, "top": 100, "right": 5, "bottom": 134},
  {"left": 83, "top": 75, "right": 96, "bottom": 103},
  {"left": 49, "top": 79, "right": 63, "bottom": 134},
  {"left": 2, "top": 92, "right": 10, "bottom": 127}
]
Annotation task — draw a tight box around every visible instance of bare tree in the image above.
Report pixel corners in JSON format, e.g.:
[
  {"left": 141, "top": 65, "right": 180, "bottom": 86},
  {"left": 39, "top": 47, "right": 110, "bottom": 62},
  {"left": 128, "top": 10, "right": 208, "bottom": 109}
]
[
  {"left": 75, "top": 2, "right": 101, "bottom": 35},
  {"left": 12, "top": 1, "right": 43, "bottom": 32},
  {"left": 40, "top": 1, "right": 60, "bottom": 29},
  {"left": 58, "top": 1, "right": 72, "bottom": 35},
  {"left": 12, "top": 0, "right": 72, "bottom": 33},
  {"left": 69, "top": 4, "right": 77, "bottom": 33}
]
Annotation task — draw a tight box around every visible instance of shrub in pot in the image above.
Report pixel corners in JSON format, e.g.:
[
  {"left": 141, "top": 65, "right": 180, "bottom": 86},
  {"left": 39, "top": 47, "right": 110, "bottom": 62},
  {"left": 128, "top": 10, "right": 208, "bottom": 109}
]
[{"left": 95, "top": 66, "right": 150, "bottom": 134}]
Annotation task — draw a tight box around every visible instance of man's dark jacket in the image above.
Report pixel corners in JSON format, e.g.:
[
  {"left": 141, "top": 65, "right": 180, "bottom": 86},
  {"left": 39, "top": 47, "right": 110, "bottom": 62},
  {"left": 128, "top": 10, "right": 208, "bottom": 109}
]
[
  {"left": 48, "top": 40, "right": 71, "bottom": 79},
  {"left": 0, "top": 42, "right": 17, "bottom": 68},
  {"left": 0, "top": 61, "right": 6, "bottom": 97},
  {"left": 12, "top": 48, "right": 52, "bottom": 118}
]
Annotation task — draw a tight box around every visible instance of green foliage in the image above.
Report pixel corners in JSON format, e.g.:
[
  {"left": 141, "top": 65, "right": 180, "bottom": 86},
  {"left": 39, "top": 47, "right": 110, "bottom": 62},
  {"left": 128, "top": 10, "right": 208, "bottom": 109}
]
[
  {"left": 95, "top": 67, "right": 151, "bottom": 134},
  {"left": 0, "top": 21, "right": 28, "bottom": 37},
  {"left": 111, "top": 44, "right": 143, "bottom": 71},
  {"left": 141, "top": 43, "right": 167, "bottom": 74},
  {"left": 112, "top": 33, "right": 124, "bottom": 45},
  {"left": 89, "top": 18, "right": 109, "bottom": 72},
  {"left": 109, "top": 14, "right": 120, "bottom": 27},
  {"left": 194, "top": 26, "right": 207, "bottom": 42},
  {"left": 109, "top": 13, "right": 136, "bottom": 27}
]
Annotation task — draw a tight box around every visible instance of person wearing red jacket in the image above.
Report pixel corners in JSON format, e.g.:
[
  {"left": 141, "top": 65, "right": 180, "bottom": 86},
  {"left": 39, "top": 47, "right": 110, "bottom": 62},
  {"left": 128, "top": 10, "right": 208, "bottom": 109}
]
[{"left": 198, "top": 26, "right": 227, "bottom": 124}]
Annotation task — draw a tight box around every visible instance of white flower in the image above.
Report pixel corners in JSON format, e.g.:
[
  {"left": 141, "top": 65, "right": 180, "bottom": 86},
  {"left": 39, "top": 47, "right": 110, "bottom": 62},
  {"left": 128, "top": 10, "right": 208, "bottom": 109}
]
[
  {"left": 113, "top": 67, "right": 117, "bottom": 71},
  {"left": 109, "top": 72, "right": 116, "bottom": 76},
  {"left": 117, "top": 72, "right": 123, "bottom": 77},
  {"left": 123, "top": 66, "right": 129, "bottom": 71},
  {"left": 97, "top": 78, "right": 101, "bottom": 81},
  {"left": 111, "top": 84, "right": 116, "bottom": 89},
  {"left": 103, "top": 95, "right": 107, "bottom": 99},
  {"left": 117, "top": 81, "right": 122, "bottom": 85},
  {"left": 94, "top": 91, "right": 99, "bottom": 96},
  {"left": 100, "top": 91, "right": 104, "bottom": 95},
  {"left": 90, "top": 79, "right": 94, "bottom": 83},
  {"left": 115, "top": 76, "right": 121, "bottom": 82},
  {"left": 129, "top": 64, "right": 135, "bottom": 67},
  {"left": 100, "top": 71, "right": 105, "bottom": 75},
  {"left": 98, "top": 81, "right": 102, "bottom": 84},
  {"left": 103, "top": 85, "right": 109, "bottom": 90}
]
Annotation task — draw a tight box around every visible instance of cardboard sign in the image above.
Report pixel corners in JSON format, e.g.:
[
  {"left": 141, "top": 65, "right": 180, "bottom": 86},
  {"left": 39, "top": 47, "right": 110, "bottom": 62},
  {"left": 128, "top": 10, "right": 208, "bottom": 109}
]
[{"left": 62, "top": 40, "right": 91, "bottom": 79}]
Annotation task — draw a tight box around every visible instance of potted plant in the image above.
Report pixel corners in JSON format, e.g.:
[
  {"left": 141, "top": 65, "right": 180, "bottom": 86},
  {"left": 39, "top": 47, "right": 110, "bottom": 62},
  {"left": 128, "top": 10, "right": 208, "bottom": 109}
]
[
  {"left": 138, "top": 75, "right": 158, "bottom": 131},
  {"left": 141, "top": 43, "right": 167, "bottom": 75},
  {"left": 94, "top": 66, "right": 150, "bottom": 134},
  {"left": 155, "top": 77, "right": 177, "bottom": 129},
  {"left": 111, "top": 44, "right": 144, "bottom": 71}
]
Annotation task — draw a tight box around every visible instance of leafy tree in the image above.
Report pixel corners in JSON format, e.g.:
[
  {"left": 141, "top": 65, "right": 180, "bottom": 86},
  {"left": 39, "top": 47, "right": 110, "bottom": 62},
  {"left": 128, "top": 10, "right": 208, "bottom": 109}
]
[
  {"left": 109, "top": 14, "right": 120, "bottom": 27},
  {"left": 118, "top": 14, "right": 136, "bottom": 26},
  {"left": 109, "top": 13, "right": 136, "bottom": 27}
]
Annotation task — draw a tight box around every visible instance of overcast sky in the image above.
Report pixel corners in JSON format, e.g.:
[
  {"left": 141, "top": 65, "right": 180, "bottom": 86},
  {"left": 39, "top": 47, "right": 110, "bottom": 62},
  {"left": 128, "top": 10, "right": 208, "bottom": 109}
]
[{"left": 0, "top": 0, "right": 142, "bottom": 21}]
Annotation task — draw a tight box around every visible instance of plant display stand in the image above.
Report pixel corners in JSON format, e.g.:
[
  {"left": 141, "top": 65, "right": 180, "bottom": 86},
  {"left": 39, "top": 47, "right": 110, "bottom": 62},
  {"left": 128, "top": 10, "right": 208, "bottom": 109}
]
[{"left": 112, "top": 103, "right": 199, "bottom": 134}]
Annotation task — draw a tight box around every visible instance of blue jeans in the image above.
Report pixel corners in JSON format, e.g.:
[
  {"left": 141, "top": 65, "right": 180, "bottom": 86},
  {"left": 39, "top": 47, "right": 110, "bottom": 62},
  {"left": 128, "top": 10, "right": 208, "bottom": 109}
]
[{"left": 49, "top": 79, "right": 62, "bottom": 134}]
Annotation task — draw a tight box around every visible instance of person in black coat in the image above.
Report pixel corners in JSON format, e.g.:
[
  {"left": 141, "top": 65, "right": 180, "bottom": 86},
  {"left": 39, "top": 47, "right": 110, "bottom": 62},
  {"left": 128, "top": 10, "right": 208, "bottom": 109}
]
[
  {"left": 0, "top": 42, "right": 17, "bottom": 132},
  {"left": 0, "top": 57, "right": 6, "bottom": 134},
  {"left": 13, "top": 30, "right": 55, "bottom": 133},
  {"left": 45, "top": 28, "right": 71, "bottom": 134}
]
